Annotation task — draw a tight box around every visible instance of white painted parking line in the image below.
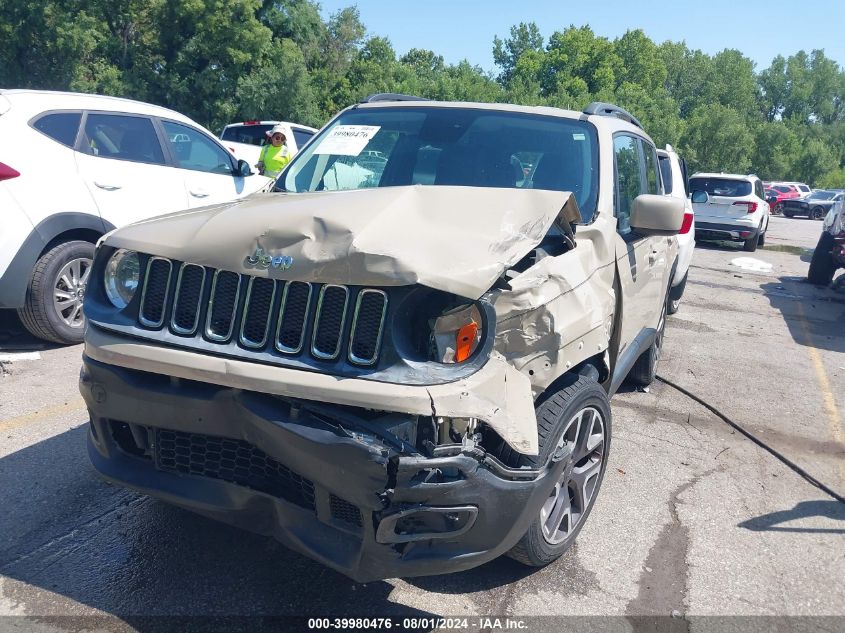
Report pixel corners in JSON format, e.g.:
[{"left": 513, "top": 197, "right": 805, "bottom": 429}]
[{"left": 0, "top": 352, "right": 42, "bottom": 362}]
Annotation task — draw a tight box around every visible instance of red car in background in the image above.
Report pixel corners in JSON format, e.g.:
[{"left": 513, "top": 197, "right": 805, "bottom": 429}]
[{"left": 764, "top": 184, "right": 802, "bottom": 214}]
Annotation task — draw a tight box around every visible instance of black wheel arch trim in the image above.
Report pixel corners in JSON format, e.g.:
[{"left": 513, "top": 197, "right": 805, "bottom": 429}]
[
  {"left": 609, "top": 327, "right": 656, "bottom": 396},
  {"left": 0, "top": 212, "right": 113, "bottom": 308}
]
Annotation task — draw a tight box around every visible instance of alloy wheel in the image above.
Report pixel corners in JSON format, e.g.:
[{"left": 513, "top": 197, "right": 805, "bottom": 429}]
[
  {"left": 540, "top": 406, "right": 606, "bottom": 545},
  {"left": 52, "top": 257, "right": 92, "bottom": 328}
]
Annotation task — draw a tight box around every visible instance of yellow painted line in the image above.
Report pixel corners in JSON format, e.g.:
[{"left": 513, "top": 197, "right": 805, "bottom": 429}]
[
  {"left": 0, "top": 398, "right": 87, "bottom": 434},
  {"left": 795, "top": 303, "right": 844, "bottom": 450}
]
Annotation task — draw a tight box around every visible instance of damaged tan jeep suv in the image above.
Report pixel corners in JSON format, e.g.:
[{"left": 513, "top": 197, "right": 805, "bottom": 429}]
[{"left": 80, "top": 97, "right": 683, "bottom": 581}]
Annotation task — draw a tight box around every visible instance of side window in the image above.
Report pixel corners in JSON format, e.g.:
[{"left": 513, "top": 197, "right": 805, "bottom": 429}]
[
  {"left": 83, "top": 114, "right": 165, "bottom": 165},
  {"left": 658, "top": 155, "right": 673, "bottom": 195},
  {"left": 755, "top": 180, "right": 765, "bottom": 199},
  {"left": 32, "top": 112, "right": 82, "bottom": 148},
  {"left": 292, "top": 128, "right": 314, "bottom": 150},
  {"left": 613, "top": 134, "right": 644, "bottom": 234},
  {"left": 641, "top": 141, "right": 661, "bottom": 194},
  {"left": 161, "top": 120, "right": 234, "bottom": 175}
]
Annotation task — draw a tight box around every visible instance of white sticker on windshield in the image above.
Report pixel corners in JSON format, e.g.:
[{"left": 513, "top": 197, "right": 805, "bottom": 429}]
[{"left": 314, "top": 125, "right": 381, "bottom": 156}]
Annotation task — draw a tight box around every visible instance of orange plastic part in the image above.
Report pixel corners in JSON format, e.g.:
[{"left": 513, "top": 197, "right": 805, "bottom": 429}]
[{"left": 455, "top": 322, "right": 479, "bottom": 363}]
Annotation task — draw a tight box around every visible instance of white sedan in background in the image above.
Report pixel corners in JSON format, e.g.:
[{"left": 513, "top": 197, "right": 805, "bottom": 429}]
[
  {"left": 657, "top": 145, "right": 696, "bottom": 314},
  {"left": 220, "top": 120, "right": 318, "bottom": 167}
]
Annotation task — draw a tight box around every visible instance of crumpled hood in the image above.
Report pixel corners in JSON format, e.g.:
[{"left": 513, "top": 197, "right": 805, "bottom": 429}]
[{"left": 106, "top": 185, "right": 575, "bottom": 299}]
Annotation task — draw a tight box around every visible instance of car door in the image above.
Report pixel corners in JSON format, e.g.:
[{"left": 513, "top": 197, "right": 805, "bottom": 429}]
[
  {"left": 613, "top": 134, "right": 666, "bottom": 357},
  {"left": 74, "top": 112, "right": 189, "bottom": 227},
  {"left": 159, "top": 119, "right": 267, "bottom": 207}
]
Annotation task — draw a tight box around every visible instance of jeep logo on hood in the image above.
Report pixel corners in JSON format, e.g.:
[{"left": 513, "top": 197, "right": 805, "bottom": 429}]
[{"left": 245, "top": 247, "right": 293, "bottom": 270}]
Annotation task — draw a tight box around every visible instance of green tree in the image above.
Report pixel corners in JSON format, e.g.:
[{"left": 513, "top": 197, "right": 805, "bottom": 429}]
[
  {"left": 750, "top": 121, "right": 800, "bottom": 181},
  {"left": 680, "top": 104, "right": 755, "bottom": 173},
  {"left": 493, "top": 22, "right": 544, "bottom": 85},
  {"left": 235, "top": 38, "right": 319, "bottom": 126},
  {"left": 614, "top": 29, "right": 666, "bottom": 93},
  {"left": 791, "top": 137, "right": 838, "bottom": 185},
  {"left": 542, "top": 26, "right": 622, "bottom": 100}
]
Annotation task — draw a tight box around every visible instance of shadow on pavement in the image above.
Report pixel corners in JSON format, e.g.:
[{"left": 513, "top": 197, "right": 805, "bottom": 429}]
[
  {"left": 693, "top": 240, "right": 744, "bottom": 253},
  {"left": 759, "top": 278, "right": 845, "bottom": 354},
  {"left": 737, "top": 500, "right": 845, "bottom": 534},
  {"left": 0, "top": 309, "right": 64, "bottom": 352},
  {"left": 0, "top": 426, "right": 441, "bottom": 620}
]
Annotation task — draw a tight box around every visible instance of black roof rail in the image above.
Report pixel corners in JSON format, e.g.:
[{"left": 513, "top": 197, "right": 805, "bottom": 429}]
[
  {"left": 583, "top": 102, "right": 643, "bottom": 130},
  {"left": 360, "top": 93, "right": 430, "bottom": 104}
]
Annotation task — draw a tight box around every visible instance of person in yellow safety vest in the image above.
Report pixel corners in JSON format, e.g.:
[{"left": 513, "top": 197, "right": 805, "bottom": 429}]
[{"left": 256, "top": 124, "right": 292, "bottom": 178}]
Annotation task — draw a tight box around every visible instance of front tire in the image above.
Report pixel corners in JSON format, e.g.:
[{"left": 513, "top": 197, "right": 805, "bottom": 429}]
[
  {"left": 812, "top": 207, "right": 825, "bottom": 220},
  {"left": 17, "top": 241, "right": 94, "bottom": 345},
  {"left": 808, "top": 232, "right": 837, "bottom": 286},
  {"left": 505, "top": 376, "right": 612, "bottom": 567}
]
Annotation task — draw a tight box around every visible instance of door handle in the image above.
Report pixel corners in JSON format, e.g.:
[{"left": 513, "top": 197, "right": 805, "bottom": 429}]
[
  {"left": 94, "top": 181, "right": 121, "bottom": 191},
  {"left": 189, "top": 189, "right": 209, "bottom": 198}
]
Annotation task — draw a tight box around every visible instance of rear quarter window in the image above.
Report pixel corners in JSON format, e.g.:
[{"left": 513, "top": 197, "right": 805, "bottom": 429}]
[
  {"left": 32, "top": 112, "right": 82, "bottom": 148},
  {"left": 292, "top": 128, "right": 314, "bottom": 150},
  {"left": 658, "top": 155, "right": 674, "bottom": 195}
]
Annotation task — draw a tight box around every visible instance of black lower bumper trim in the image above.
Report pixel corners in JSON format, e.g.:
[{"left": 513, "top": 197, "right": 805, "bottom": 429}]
[
  {"left": 80, "top": 356, "right": 565, "bottom": 581},
  {"left": 695, "top": 221, "right": 759, "bottom": 241}
]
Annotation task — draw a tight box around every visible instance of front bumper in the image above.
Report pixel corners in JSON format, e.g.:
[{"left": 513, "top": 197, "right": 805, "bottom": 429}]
[
  {"left": 83, "top": 325, "right": 539, "bottom": 455},
  {"left": 80, "top": 356, "right": 568, "bottom": 581},
  {"left": 695, "top": 220, "right": 759, "bottom": 242}
]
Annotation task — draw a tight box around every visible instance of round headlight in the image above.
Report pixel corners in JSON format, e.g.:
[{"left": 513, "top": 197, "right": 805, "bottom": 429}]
[
  {"left": 430, "top": 304, "right": 482, "bottom": 363},
  {"left": 104, "top": 249, "right": 140, "bottom": 309}
]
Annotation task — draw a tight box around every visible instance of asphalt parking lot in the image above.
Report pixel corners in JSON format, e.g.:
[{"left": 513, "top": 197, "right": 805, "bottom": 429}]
[{"left": 0, "top": 215, "right": 843, "bottom": 630}]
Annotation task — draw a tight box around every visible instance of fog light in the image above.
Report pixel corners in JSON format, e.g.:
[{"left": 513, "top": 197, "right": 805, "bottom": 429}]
[{"left": 376, "top": 505, "right": 478, "bottom": 543}]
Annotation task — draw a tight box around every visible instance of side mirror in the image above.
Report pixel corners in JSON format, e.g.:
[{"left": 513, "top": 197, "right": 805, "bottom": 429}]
[
  {"left": 766, "top": 196, "right": 777, "bottom": 205},
  {"left": 630, "top": 194, "right": 684, "bottom": 236},
  {"left": 236, "top": 159, "right": 252, "bottom": 178},
  {"left": 690, "top": 190, "right": 708, "bottom": 204}
]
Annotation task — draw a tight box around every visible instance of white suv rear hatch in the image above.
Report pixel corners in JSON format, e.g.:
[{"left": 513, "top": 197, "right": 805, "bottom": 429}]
[{"left": 689, "top": 176, "right": 757, "bottom": 220}]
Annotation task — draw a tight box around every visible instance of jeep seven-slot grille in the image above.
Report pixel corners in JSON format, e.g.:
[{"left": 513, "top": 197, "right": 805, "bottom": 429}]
[
  {"left": 155, "top": 428, "right": 316, "bottom": 510},
  {"left": 136, "top": 257, "right": 388, "bottom": 366}
]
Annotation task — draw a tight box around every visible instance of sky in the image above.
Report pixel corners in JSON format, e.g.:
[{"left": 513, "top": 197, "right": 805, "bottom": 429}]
[{"left": 318, "top": 0, "right": 845, "bottom": 74}]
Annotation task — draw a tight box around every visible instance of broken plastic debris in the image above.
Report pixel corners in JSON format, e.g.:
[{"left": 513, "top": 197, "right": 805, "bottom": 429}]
[{"left": 730, "top": 257, "right": 773, "bottom": 273}]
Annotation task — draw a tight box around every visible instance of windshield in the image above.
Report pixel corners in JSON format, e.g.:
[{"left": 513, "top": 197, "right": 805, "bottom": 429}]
[
  {"left": 689, "top": 177, "right": 752, "bottom": 197},
  {"left": 221, "top": 124, "right": 273, "bottom": 146},
  {"left": 281, "top": 106, "right": 600, "bottom": 221},
  {"left": 807, "top": 190, "right": 835, "bottom": 200}
]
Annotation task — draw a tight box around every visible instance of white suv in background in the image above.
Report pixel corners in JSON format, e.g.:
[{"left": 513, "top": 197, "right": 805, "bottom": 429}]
[
  {"left": 0, "top": 89, "right": 271, "bottom": 345},
  {"left": 657, "top": 145, "right": 695, "bottom": 313},
  {"left": 689, "top": 173, "right": 770, "bottom": 252},
  {"left": 220, "top": 120, "right": 318, "bottom": 167}
]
